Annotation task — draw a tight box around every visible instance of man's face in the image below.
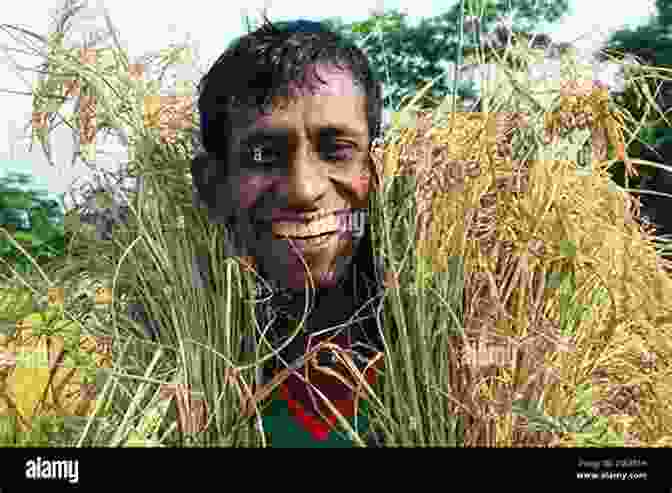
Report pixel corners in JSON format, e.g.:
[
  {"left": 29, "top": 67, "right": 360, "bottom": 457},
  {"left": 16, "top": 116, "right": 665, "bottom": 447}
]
[{"left": 220, "top": 64, "right": 372, "bottom": 291}]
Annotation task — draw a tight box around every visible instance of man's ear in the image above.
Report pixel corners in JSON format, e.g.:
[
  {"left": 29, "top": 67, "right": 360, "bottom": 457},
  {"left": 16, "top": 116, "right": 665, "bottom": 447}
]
[{"left": 191, "top": 152, "right": 233, "bottom": 226}]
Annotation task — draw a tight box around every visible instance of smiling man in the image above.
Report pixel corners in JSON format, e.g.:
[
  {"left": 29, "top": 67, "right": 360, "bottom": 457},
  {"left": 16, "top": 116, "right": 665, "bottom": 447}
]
[
  {"left": 228, "top": 63, "right": 372, "bottom": 291},
  {"left": 191, "top": 18, "right": 387, "bottom": 446}
]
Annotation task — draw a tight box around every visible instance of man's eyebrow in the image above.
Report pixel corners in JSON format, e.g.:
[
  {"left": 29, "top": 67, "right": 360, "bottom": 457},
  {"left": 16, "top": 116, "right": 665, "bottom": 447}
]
[
  {"left": 239, "top": 124, "right": 367, "bottom": 143},
  {"left": 317, "top": 125, "right": 367, "bottom": 138}
]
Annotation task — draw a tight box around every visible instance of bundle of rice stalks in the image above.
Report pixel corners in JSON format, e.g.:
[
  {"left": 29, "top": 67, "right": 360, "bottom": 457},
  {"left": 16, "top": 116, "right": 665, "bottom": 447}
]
[
  {"left": 368, "top": 61, "right": 672, "bottom": 446},
  {"left": 2, "top": 12, "right": 269, "bottom": 447}
]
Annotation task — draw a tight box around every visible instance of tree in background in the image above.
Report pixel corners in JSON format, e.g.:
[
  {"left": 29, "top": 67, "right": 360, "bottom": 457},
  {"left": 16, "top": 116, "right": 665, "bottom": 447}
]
[
  {"left": 0, "top": 172, "right": 64, "bottom": 233},
  {"left": 321, "top": 1, "right": 571, "bottom": 111},
  {"left": 602, "top": 1, "right": 672, "bottom": 149},
  {"left": 604, "top": 0, "right": 672, "bottom": 69},
  {"left": 0, "top": 172, "right": 66, "bottom": 277},
  {"left": 600, "top": 0, "right": 672, "bottom": 199}
]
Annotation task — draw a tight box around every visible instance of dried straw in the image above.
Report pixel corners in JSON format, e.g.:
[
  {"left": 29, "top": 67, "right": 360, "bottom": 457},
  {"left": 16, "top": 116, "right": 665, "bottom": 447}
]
[{"left": 371, "top": 102, "right": 672, "bottom": 446}]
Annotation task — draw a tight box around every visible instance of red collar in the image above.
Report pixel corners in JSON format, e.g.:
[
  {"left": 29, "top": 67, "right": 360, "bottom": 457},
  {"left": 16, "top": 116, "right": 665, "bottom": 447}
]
[{"left": 277, "top": 358, "right": 382, "bottom": 441}]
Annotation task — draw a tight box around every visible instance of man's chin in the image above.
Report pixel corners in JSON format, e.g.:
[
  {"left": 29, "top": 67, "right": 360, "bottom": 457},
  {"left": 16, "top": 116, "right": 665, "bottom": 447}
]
[
  {"left": 268, "top": 269, "right": 341, "bottom": 292},
  {"left": 249, "top": 230, "right": 359, "bottom": 292}
]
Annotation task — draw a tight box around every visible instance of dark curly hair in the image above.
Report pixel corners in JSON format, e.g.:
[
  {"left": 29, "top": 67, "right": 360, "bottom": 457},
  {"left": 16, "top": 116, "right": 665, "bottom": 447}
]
[{"left": 192, "top": 16, "right": 383, "bottom": 210}]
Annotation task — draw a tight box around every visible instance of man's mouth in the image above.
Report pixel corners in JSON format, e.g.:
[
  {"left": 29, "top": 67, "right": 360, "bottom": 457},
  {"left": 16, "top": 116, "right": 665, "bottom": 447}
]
[
  {"left": 273, "top": 230, "right": 336, "bottom": 239},
  {"left": 272, "top": 231, "right": 338, "bottom": 248},
  {"left": 251, "top": 209, "right": 362, "bottom": 250},
  {"left": 268, "top": 212, "right": 342, "bottom": 238}
]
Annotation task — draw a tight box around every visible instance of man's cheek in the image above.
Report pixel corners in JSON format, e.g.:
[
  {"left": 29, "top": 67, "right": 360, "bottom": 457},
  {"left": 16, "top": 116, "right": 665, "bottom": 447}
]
[
  {"left": 238, "top": 175, "right": 277, "bottom": 210},
  {"left": 351, "top": 171, "right": 370, "bottom": 202}
]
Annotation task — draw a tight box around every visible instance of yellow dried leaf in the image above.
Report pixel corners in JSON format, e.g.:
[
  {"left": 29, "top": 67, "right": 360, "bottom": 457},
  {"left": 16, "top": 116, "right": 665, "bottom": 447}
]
[
  {"left": 0, "top": 314, "right": 111, "bottom": 430},
  {"left": 5, "top": 335, "right": 50, "bottom": 422}
]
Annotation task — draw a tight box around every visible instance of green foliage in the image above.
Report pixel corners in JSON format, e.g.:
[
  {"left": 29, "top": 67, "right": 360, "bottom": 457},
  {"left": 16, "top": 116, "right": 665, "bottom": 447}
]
[
  {"left": 322, "top": 1, "right": 570, "bottom": 110},
  {"left": 0, "top": 232, "right": 65, "bottom": 278},
  {"left": 606, "top": 0, "right": 672, "bottom": 68},
  {"left": 512, "top": 382, "right": 628, "bottom": 446},
  {"left": 0, "top": 172, "right": 66, "bottom": 277},
  {"left": 602, "top": 0, "right": 672, "bottom": 187},
  {"left": 0, "top": 414, "right": 68, "bottom": 447}
]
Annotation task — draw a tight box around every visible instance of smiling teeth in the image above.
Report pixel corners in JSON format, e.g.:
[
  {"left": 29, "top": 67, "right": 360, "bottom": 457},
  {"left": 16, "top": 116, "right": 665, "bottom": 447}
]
[
  {"left": 275, "top": 232, "right": 333, "bottom": 239},
  {"left": 271, "top": 214, "right": 340, "bottom": 237},
  {"left": 275, "top": 232, "right": 334, "bottom": 245}
]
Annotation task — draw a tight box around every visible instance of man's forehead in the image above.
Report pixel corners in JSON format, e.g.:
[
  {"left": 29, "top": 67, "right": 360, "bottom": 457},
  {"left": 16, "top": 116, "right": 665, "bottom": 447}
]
[
  {"left": 233, "top": 64, "right": 368, "bottom": 141},
  {"left": 237, "top": 122, "right": 367, "bottom": 145},
  {"left": 286, "top": 64, "right": 363, "bottom": 97}
]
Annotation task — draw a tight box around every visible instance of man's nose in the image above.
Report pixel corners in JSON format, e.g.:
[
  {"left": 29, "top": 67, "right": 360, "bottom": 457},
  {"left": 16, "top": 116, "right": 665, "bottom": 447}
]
[{"left": 279, "top": 147, "right": 328, "bottom": 205}]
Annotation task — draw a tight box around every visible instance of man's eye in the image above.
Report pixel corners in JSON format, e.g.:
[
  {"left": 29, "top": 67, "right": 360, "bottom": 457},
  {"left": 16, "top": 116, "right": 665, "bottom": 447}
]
[
  {"left": 323, "top": 144, "right": 355, "bottom": 162},
  {"left": 247, "top": 144, "right": 354, "bottom": 164},
  {"left": 249, "top": 146, "right": 280, "bottom": 164}
]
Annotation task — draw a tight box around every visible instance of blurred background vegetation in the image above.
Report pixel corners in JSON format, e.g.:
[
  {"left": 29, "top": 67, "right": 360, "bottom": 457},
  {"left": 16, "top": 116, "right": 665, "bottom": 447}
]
[{"left": 0, "top": 171, "right": 66, "bottom": 279}]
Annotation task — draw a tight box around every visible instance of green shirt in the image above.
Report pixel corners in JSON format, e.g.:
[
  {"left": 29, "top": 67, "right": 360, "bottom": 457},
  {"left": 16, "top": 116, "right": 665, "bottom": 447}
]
[
  {"left": 259, "top": 354, "right": 382, "bottom": 448},
  {"left": 261, "top": 384, "right": 373, "bottom": 447}
]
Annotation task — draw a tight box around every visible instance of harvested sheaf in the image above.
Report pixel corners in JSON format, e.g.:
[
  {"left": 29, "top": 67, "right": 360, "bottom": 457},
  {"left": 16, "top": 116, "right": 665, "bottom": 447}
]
[{"left": 370, "top": 98, "right": 672, "bottom": 446}]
